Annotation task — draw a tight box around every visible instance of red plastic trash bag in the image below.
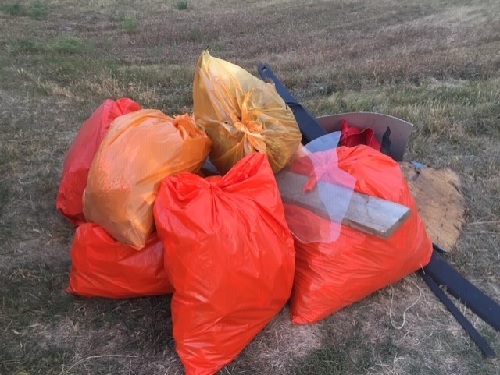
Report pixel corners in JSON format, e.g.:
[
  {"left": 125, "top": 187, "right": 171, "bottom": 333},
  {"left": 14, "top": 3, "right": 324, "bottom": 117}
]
[
  {"left": 83, "top": 110, "right": 211, "bottom": 249},
  {"left": 154, "top": 153, "right": 295, "bottom": 375},
  {"left": 288, "top": 145, "right": 433, "bottom": 324},
  {"left": 66, "top": 223, "right": 172, "bottom": 298},
  {"left": 56, "top": 98, "right": 141, "bottom": 226}
]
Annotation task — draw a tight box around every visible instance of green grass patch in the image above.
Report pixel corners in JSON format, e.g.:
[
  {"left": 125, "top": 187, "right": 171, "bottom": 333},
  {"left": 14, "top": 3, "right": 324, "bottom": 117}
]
[
  {"left": 121, "top": 17, "right": 139, "bottom": 33},
  {"left": 0, "top": 183, "right": 9, "bottom": 217},
  {"left": 292, "top": 335, "right": 395, "bottom": 375},
  {"left": 7, "top": 36, "right": 91, "bottom": 56},
  {"left": 187, "top": 26, "right": 203, "bottom": 42},
  {"left": 52, "top": 36, "right": 88, "bottom": 55},
  {"left": 305, "top": 78, "right": 500, "bottom": 140},
  {"left": 175, "top": 0, "right": 188, "bottom": 10},
  {"left": 7, "top": 38, "right": 45, "bottom": 54},
  {"left": 0, "top": 1, "right": 49, "bottom": 19},
  {"left": 30, "top": 1, "right": 49, "bottom": 20},
  {"left": 0, "top": 3, "right": 28, "bottom": 17}
]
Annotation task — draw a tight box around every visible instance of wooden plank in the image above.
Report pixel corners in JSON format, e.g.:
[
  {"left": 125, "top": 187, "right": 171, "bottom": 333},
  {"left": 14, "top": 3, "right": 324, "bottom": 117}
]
[
  {"left": 401, "top": 163, "right": 465, "bottom": 252},
  {"left": 276, "top": 171, "right": 411, "bottom": 238}
]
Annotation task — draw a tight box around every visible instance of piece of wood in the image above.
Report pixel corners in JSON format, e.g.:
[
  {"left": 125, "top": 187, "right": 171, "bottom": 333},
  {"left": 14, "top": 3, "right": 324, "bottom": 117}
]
[
  {"left": 401, "top": 163, "right": 465, "bottom": 252},
  {"left": 276, "top": 171, "right": 411, "bottom": 239}
]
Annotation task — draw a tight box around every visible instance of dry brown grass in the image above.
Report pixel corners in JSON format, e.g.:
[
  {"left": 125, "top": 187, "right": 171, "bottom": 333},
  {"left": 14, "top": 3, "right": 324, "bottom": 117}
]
[{"left": 1, "top": 0, "right": 499, "bottom": 374}]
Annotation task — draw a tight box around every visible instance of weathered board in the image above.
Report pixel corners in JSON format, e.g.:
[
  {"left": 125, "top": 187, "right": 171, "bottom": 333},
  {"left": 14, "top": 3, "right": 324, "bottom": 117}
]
[
  {"left": 276, "top": 171, "right": 411, "bottom": 239},
  {"left": 401, "top": 163, "right": 465, "bottom": 252}
]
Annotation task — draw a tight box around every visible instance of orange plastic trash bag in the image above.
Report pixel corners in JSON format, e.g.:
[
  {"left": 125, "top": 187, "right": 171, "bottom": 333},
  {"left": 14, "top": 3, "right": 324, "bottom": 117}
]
[
  {"left": 56, "top": 98, "right": 141, "bottom": 226},
  {"left": 66, "top": 223, "right": 172, "bottom": 298},
  {"left": 153, "top": 153, "right": 295, "bottom": 375},
  {"left": 288, "top": 145, "right": 433, "bottom": 324},
  {"left": 193, "top": 50, "right": 302, "bottom": 174},
  {"left": 83, "top": 110, "right": 211, "bottom": 249}
]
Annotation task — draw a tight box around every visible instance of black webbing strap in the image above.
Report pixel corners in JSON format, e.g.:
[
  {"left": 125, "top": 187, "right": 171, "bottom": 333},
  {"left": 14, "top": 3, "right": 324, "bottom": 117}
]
[
  {"left": 257, "top": 63, "right": 326, "bottom": 144},
  {"left": 419, "top": 265, "right": 496, "bottom": 358},
  {"left": 424, "top": 249, "right": 500, "bottom": 333}
]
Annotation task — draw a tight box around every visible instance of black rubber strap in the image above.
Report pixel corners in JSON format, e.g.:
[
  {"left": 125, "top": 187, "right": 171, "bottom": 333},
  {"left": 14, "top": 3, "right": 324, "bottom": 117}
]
[
  {"left": 432, "top": 242, "right": 448, "bottom": 254},
  {"left": 257, "top": 63, "right": 326, "bottom": 144},
  {"left": 424, "top": 250, "right": 500, "bottom": 332},
  {"left": 419, "top": 267, "right": 496, "bottom": 358}
]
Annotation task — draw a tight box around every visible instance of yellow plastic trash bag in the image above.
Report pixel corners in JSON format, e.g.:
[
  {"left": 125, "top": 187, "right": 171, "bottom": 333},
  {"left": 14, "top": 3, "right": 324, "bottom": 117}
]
[
  {"left": 193, "top": 51, "right": 302, "bottom": 174},
  {"left": 83, "top": 110, "right": 211, "bottom": 249}
]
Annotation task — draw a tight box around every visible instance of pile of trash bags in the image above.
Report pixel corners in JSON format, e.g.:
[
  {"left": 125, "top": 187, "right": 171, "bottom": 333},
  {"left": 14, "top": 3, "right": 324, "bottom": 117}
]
[{"left": 56, "top": 51, "right": 432, "bottom": 375}]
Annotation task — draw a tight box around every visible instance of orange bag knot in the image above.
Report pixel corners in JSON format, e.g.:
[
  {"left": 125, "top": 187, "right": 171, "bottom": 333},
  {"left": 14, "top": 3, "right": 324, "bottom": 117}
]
[{"left": 232, "top": 118, "right": 267, "bottom": 155}]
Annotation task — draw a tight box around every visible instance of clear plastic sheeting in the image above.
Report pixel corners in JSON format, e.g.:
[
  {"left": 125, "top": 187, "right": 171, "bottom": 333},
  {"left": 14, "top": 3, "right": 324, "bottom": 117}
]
[
  {"left": 277, "top": 137, "right": 355, "bottom": 243},
  {"left": 305, "top": 131, "right": 341, "bottom": 153}
]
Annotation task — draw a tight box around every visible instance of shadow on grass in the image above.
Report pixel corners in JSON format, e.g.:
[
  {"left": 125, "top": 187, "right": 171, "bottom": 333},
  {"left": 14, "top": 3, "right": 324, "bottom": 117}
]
[
  {"left": 289, "top": 316, "right": 398, "bottom": 375},
  {"left": 0, "top": 259, "right": 175, "bottom": 374}
]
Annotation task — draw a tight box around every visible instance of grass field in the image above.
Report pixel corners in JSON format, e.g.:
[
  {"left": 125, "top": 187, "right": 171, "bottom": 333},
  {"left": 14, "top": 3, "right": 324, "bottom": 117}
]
[{"left": 0, "top": 0, "right": 499, "bottom": 374}]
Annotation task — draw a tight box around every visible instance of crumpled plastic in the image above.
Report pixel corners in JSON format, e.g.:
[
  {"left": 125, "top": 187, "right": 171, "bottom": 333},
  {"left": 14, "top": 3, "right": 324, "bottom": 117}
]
[
  {"left": 339, "top": 119, "right": 381, "bottom": 150},
  {"left": 277, "top": 132, "right": 356, "bottom": 243},
  {"left": 193, "top": 50, "right": 302, "bottom": 174},
  {"left": 83, "top": 110, "right": 211, "bottom": 249}
]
